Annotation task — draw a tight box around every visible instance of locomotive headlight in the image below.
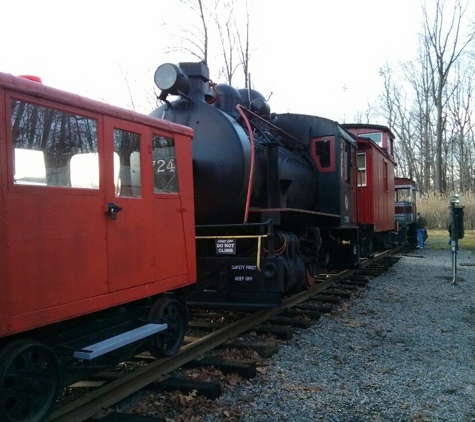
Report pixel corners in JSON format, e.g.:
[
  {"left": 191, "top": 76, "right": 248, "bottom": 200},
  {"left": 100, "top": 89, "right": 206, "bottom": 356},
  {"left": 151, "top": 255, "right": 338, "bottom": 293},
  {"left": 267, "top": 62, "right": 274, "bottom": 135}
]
[{"left": 154, "top": 63, "right": 190, "bottom": 99}]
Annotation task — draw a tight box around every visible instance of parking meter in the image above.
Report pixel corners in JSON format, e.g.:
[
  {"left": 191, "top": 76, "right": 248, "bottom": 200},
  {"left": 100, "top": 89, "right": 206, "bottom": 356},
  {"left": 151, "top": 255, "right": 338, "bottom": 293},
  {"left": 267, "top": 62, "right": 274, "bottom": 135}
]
[{"left": 449, "top": 194, "right": 464, "bottom": 284}]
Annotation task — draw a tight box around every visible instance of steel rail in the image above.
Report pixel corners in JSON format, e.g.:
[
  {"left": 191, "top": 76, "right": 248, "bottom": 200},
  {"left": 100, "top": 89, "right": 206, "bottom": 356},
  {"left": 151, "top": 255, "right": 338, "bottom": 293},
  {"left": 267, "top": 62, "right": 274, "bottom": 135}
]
[{"left": 48, "top": 247, "right": 401, "bottom": 422}]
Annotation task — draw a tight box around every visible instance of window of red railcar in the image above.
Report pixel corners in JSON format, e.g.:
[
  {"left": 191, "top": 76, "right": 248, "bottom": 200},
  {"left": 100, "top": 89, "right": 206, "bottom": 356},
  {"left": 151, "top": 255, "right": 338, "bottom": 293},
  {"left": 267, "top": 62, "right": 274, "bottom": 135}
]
[
  {"left": 152, "top": 135, "right": 179, "bottom": 194},
  {"left": 114, "top": 129, "right": 141, "bottom": 197},
  {"left": 361, "top": 132, "right": 382, "bottom": 146},
  {"left": 357, "top": 153, "right": 367, "bottom": 186},
  {"left": 11, "top": 99, "right": 99, "bottom": 188}
]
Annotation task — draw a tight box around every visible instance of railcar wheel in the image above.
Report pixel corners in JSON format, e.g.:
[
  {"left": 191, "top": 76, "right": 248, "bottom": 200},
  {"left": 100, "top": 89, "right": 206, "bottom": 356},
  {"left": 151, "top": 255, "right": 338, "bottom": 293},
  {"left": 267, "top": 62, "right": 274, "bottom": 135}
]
[
  {"left": 0, "top": 339, "right": 61, "bottom": 422},
  {"left": 148, "top": 297, "right": 187, "bottom": 357}
]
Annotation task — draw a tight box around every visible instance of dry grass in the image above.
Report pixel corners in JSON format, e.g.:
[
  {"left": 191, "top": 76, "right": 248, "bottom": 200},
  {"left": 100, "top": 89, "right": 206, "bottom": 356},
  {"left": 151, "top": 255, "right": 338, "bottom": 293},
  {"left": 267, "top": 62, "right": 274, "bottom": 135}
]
[{"left": 416, "top": 191, "right": 475, "bottom": 230}]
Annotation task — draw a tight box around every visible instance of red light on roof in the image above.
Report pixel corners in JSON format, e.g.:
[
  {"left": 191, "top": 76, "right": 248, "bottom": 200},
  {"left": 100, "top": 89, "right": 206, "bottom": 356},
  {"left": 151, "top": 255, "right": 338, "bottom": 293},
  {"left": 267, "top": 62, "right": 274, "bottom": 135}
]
[{"left": 18, "top": 75, "right": 43, "bottom": 83}]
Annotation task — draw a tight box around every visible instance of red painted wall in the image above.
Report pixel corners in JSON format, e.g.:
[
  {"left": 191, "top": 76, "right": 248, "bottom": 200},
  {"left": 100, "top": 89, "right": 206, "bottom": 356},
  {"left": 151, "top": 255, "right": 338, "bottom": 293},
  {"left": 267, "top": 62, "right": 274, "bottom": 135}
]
[{"left": 0, "top": 73, "right": 196, "bottom": 337}]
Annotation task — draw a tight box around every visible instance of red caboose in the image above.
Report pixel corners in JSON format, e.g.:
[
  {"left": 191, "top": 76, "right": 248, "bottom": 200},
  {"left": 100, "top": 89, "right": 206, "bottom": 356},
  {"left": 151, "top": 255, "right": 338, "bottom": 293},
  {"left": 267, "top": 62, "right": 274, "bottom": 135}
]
[
  {"left": 0, "top": 73, "right": 196, "bottom": 421},
  {"left": 342, "top": 124, "right": 396, "bottom": 256}
]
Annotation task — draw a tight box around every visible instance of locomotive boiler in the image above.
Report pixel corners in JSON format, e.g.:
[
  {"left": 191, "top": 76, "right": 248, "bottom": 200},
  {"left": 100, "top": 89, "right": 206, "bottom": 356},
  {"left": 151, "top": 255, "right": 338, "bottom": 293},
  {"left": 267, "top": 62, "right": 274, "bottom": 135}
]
[{"left": 151, "top": 62, "right": 359, "bottom": 308}]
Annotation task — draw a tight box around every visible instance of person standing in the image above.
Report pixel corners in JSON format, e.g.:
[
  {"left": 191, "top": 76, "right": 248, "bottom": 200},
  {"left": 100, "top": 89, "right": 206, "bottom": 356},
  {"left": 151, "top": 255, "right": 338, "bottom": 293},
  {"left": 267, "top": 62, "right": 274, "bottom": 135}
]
[{"left": 416, "top": 212, "right": 427, "bottom": 249}]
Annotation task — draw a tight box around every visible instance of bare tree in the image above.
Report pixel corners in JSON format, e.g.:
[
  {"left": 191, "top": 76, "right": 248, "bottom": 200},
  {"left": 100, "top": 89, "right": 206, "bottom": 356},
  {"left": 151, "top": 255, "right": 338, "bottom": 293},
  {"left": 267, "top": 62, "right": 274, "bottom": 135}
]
[
  {"left": 213, "top": 0, "right": 252, "bottom": 86},
  {"left": 377, "top": 0, "right": 475, "bottom": 194},
  {"left": 378, "top": 65, "right": 421, "bottom": 185},
  {"left": 166, "top": 0, "right": 212, "bottom": 63},
  {"left": 446, "top": 60, "right": 475, "bottom": 192},
  {"left": 162, "top": 0, "right": 252, "bottom": 87},
  {"left": 215, "top": 0, "right": 239, "bottom": 84},
  {"left": 235, "top": 0, "right": 251, "bottom": 87},
  {"left": 402, "top": 44, "right": 436, "bottom": 193},
  {"left": 422, "top": 0, "right": 475, "bottom": 192}
]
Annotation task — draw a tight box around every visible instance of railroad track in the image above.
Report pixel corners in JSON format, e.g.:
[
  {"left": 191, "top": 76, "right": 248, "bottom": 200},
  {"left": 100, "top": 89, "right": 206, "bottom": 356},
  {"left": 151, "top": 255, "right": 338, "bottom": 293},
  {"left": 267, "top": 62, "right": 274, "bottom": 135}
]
[{"left": 48, "top": 247, "right": 406, "bottom": 422}]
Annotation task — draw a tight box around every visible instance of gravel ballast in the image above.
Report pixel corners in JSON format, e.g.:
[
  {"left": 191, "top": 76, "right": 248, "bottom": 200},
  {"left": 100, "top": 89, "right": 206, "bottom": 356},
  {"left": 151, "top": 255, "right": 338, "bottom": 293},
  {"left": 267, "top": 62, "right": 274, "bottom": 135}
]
[{"left": 206, "top": 247, "right": 475, "bottom": 421}]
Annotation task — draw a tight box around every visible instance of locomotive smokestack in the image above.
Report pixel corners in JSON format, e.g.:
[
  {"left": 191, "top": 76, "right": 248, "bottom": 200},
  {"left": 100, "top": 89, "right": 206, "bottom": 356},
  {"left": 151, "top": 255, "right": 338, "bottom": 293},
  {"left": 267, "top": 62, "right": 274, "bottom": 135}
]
[{"left": 179, "top": 62, "right": 211, "bottom": 102}]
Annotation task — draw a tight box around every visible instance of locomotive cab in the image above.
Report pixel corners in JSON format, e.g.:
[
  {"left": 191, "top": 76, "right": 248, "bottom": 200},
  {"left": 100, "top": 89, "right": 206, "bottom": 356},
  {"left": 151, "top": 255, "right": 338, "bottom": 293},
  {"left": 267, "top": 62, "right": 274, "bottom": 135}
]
[{"left": 273, "top": 114, "right": 360, "bottom": 268}]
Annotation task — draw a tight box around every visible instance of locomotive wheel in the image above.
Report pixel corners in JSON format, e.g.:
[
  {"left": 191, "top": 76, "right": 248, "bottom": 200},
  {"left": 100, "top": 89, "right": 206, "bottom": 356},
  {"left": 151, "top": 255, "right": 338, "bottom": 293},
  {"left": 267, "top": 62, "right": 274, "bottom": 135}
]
[
  {"left": 0, "top": 339, "right": 61, "bottom": 422},
  {"left": 147, "top": 297, "right": 187, "bottom": 358}
]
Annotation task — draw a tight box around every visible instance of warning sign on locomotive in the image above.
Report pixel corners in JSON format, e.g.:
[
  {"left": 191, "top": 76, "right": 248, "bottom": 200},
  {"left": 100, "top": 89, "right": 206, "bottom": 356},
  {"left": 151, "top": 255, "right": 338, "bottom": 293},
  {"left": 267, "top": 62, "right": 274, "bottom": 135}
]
[{"left": 215, "top": 239, "right": 236, "bottom": 254}]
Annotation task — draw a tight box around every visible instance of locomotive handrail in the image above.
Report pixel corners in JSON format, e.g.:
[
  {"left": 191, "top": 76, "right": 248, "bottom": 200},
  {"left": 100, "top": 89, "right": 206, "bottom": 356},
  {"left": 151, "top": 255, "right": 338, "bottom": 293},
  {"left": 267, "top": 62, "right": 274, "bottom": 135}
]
[
  {"left": 195, "top": 234, "right": 268, "bottom": 272},
  {"left": 241, "top": 106, "right": 306, "bottom": 150},
  {"left": 195, "top": 221, "right": 271, "bottom": 228}
]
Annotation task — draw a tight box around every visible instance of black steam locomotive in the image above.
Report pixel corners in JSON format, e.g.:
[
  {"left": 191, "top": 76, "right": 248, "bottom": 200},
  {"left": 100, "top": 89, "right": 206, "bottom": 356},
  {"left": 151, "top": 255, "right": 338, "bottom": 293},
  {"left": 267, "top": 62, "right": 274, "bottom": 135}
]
[{"left": 151, "top": 62, "right": 360, "bottom": 308}]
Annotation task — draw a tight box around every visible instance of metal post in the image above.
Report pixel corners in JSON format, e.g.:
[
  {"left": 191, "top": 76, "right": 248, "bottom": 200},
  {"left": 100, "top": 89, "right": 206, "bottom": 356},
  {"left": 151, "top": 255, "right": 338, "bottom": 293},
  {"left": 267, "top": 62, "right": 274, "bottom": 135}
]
[
  {"left": 449, "top": 194, "right": 463, "bottom": 285},
  {"left": 267, "top": 219, "right": 275, "bottom": 258},
  {"left": 452, "top": 238, "right": 458, "bottom": 285}
]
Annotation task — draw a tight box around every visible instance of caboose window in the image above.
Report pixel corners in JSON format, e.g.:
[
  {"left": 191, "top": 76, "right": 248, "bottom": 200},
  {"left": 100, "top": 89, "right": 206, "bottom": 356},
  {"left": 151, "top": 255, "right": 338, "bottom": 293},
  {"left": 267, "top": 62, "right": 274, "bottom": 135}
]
[
  {"left": 152, "top": 135, "right": 179, "bottom": 193},
  {"left": 11, "top": 100, "right": 98, "bottom": 188},
  {"left": 357, "top": 153, "right": 367, "bottom": 186},
  {"left": 114, "top": 129, "right": 141, "bottom": 197},
  {"left": 361, "top": 132, "right": 382, "bottom": 145}
]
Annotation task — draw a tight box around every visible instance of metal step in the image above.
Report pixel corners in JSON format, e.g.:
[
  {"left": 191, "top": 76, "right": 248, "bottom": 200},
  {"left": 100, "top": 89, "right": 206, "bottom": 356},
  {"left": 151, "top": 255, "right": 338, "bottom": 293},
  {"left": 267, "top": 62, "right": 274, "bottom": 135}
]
[{"left": 73, "top": 323, "right": 167, "bottom": 360}]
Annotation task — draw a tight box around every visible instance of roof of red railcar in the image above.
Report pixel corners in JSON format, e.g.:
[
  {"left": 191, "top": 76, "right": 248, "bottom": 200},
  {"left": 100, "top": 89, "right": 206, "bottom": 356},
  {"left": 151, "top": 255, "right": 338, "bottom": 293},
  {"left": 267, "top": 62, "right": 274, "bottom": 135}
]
[
  {"left": 0, "top": 71, "right": 193, "bottom": 137},
  {"left": 341, "top": 123, "right": 395, "bottom": 139},
  {"left": 395, "top": 177, "right": 417, "bottom": 187}
]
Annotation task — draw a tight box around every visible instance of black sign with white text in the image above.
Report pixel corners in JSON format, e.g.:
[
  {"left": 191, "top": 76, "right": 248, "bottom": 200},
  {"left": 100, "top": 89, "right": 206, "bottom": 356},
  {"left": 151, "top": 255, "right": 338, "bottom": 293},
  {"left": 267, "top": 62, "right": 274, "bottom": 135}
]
[{"left": 215, "top": 239, "right": 236, "bottom": 254}]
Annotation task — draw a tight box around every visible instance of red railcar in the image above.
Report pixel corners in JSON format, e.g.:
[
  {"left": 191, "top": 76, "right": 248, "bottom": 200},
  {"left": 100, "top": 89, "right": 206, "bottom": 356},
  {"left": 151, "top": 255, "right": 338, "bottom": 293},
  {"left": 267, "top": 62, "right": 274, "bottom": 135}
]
[
  {"left": 394, "top": 177, "right": 418, "bottom": 244},
  {"left": 342, "top": 124, "right": 396, "bottom": 255},
  {"left": 0, "top": 73, "right": 196, "bottom": 421}
]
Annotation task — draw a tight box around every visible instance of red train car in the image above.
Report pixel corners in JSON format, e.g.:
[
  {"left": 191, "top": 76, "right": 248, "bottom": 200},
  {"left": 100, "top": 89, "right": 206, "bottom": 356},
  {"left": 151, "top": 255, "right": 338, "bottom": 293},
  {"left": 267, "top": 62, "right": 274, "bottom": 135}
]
[
  {"left": 394, "top": 177, "right": 418, "bottom": 244},
  {"left": 342, "top": 124, "right": 396, "bottom": 256},
  {"left": 0, "top": 73, "right": 196, "bottom": 421}
]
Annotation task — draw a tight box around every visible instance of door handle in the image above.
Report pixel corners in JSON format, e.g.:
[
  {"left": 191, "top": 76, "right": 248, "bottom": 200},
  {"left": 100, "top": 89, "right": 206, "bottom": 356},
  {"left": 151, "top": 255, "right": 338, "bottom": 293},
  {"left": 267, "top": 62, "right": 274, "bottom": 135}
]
[{"left": 106, "top": 202, "right": 123, "bottom": 220}]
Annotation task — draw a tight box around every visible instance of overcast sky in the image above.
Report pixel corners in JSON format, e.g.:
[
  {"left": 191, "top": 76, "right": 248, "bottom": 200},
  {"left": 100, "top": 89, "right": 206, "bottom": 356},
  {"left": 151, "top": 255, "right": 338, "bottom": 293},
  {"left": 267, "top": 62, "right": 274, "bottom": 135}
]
[{"left": 1, "top": 0, "right": 466, "bottom": 123}]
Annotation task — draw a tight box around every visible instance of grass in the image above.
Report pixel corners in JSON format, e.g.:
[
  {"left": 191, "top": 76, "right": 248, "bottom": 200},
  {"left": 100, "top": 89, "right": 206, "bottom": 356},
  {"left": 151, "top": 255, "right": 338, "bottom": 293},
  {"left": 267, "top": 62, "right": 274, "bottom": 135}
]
[
  {"left": 415, "top": 192, "right": 475, "bottom": 255},
  {"left": 426, "top": 229, "right": 475, "bottom": 254}
]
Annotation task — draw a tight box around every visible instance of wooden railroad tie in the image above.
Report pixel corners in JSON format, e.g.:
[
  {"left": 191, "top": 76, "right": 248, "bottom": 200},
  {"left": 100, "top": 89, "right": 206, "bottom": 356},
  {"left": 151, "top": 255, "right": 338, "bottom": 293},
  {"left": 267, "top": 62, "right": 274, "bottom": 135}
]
[{"left": 185, "top": 357, "right": 257, "bottom": 379}]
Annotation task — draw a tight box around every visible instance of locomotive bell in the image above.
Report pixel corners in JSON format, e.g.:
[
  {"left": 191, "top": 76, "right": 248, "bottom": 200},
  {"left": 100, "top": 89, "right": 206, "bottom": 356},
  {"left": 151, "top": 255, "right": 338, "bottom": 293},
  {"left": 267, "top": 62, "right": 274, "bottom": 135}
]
[
  {"left": 212, "top": 84, "right": 242, "bottom": 118},
  {"left": 238, "top": 88, "right": 271, "bottom": 116},
  {"left": 250, "top": 97, "right": 271, "bottom": 116}
]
